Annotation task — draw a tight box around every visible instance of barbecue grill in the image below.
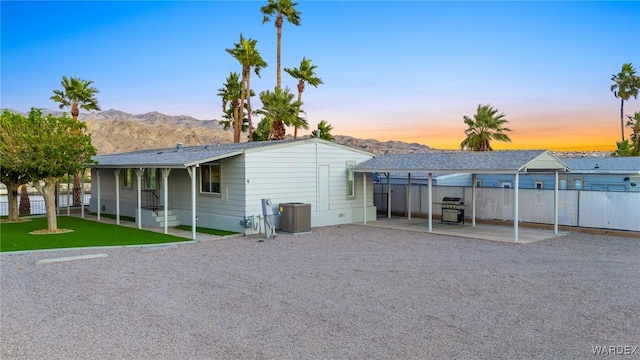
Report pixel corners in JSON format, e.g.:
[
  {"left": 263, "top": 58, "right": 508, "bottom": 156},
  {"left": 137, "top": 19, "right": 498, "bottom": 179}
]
[{"left": 441, "top": 197, "right": 465, "bottom": 224}]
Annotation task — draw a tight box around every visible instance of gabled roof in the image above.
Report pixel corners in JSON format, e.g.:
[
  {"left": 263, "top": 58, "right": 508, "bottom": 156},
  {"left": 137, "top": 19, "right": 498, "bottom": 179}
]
[
  {"left": 354, "top": 150, "right": 569, "bottom": 174},
  {"left": 562, "top": 157, "right": 640, "bottom": 174},
  {"left": 90, "top": 138, "right": 373, "bottom": 169}
]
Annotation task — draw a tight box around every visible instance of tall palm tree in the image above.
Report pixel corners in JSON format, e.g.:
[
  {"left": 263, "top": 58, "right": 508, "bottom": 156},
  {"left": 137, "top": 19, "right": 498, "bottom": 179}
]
[
  {"left": 51, "top": 76, "right": 101, "bottom": 119},
  {"left": 311, "top": 120, "right": 334, "bottom": 141},
  {"left": 611, "top": 63, "right": 639, "bottom": 142},
  {"left": 460, "top": 104, "right": 513, "bottom": 151},
  {"left": 226, "top": 34, "right": 267, "bottom": 142},
  {"left": 217, "top": 72, "right": 242, "bottom": 134},
  {"left": 255, "top": 87, "right": 304, "bottom": 140},
  {"left": 261, "top": 0, "right": 301, "bottom": 89},
  {"left": 284, "top": 57, "right": 323, "bottom": 138},
  {"left": 50, "top": 76, "right": 100, "bottom": 205}
]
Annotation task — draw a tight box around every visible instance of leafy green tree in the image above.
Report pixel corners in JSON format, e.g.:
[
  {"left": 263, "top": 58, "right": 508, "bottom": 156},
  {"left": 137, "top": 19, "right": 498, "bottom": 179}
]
[
  {"left": 311, "top": 120, "right": 334, "bottom": 141},
  {"left": 0, "top": 111, "right": 31, "bottom": 221},
  {"left": 226, "top": 34, "right": 267, "bottom": 142},
  {"left": 460, "top": 104, "right": 513, "bottom": 151},
  {"left": 50, "top": 76, "right": 100, "bottom": 206},
  {"left": 612, "top": 140, "right": 633, "bottom": 157},
  {"left": 261, "top": 0, "right": 301, "bottom": 89},
  {"left": 611, "top": 63, "right": 639, "bottom": 142},
  {"left": 284, "top": 57, "right": 323, "bottom": 138},
  {"left": 255, "top": 87, "right": 304, "bottom": 140},
  {"left": 0, "top": 109, "right": 97, "bottom": 231}
]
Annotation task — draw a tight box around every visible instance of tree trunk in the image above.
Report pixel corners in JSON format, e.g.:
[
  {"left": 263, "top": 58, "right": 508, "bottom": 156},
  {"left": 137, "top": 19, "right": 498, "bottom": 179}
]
[
  {"left": 33, "top": 177, "right": 59, "bottom": 231},
  {"left": 620, "top": 98, "right": 625, "bottom": 142},
  {"left": 71, "top": 101, "right": 79, "bottom": 119},
  {"left": 5, "top": 180, "right": 20, "bottom": 221},
  {"left": 276, "top": 17, "right": 283, "bottom": 90},
  {"left": 19, "top": 184, "right": 31, "bottom": 215},
  {"left": 294, "top": 86, "right": 303, "bottom": 139},
  {"left": 270, "top": 120, "right": 286, "bottom": 140},
  {"left": 247, "top": 73, "right": 254, "bottom": 142},
  {"left": 73, "top": 172, "right": 82, "bottom": 206},
  {"left": 237, "top": 66, "right": 250, "bottom": 143}
]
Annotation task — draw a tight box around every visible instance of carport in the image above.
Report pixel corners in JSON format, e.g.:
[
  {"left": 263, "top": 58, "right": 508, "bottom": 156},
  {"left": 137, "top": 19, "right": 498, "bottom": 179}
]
[{"left": 354, "top": 150, "right": 570, "bottom": 242}]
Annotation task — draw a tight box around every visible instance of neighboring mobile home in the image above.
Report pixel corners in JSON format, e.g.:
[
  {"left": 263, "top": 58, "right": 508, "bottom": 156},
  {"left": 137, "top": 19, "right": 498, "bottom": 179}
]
[
  {"left": 89, "top": 139, "right": 377, "bottom": 238},
  {"left": 432, "top": 157, "right": 640, "bottom": 191}
]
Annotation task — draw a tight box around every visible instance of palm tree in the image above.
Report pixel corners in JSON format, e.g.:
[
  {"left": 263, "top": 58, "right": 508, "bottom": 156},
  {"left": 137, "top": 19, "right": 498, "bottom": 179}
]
[
  {"left": 626, "top": 111, "right": 640, "bottom": 156},
  {"left": 255, "top": 87, "right": 304, "bottom": 140},
  {"left": 50, "top": 76, "right": 100, "bottom": 205},
  {"left": 311, "top": 120, "right": 334, "bottom": 141},
  {"left": 611, "top": 63, "right": 639, "bottom": 142},
  {"left": 460, "top": 104, "right": 513, "bottom": 151},
  {"left": 217, "top": 72, "right": 242, "bottom": 134},
  {"left": 284, "top": 57, "right": 323, "bottom": 138},
  {"left": 260, "top": 0, "right": 301, "bottom": 89},
  {"left": 226, "top": 34, "right": 267, "bottom": 142}
]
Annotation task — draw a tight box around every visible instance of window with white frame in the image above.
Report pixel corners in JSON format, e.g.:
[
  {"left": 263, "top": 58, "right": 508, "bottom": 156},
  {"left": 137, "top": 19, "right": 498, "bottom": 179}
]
[
  {"left": 144, "top": 168, "right": 158, "bottom": 189},
  {"left": 559, "top": 177, "right": 568, "bottom": 190},
  {"left": 346, "top": 161, "right": 355, "bottom": 199},
  {"left": 122, "top": 169, "right": 133, "bottom": 189},
  {"left": 573, "top": 178, "right": 583, "bottom": 190},
  {"left": 534, "top": 181, "right": 543, "bottom": 190},
  {"left": 201, "top": 162, "right": 221, "bottom": 194}
]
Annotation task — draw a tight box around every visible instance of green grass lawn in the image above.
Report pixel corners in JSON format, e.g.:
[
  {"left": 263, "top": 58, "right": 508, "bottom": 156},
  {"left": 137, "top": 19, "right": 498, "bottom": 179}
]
[
  {"left": 174, "top": 225, "right": 238, "bottom": 236},
  {"left": 0, "top": 216, "right": 189, "bottom": 252}
]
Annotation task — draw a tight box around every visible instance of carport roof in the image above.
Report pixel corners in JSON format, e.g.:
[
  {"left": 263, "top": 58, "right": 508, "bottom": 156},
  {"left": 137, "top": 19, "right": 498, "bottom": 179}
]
[{"left": 353, "top": 150, "right": 569, "bottom": 174}]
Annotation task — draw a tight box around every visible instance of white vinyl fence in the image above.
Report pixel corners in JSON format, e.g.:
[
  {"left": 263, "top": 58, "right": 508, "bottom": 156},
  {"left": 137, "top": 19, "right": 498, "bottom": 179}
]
[{"left": 374, "top": 184, "right": 640, "bottom": 232}]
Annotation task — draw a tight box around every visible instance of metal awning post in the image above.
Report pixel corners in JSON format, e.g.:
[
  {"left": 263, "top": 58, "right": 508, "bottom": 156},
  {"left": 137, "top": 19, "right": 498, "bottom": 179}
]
[
  {"left": 387, "top": 173, "right": 391, "bottom": 219},
  {"left": 407, "top": 173, "right": 412, "bottom": 220},
  {"left": 161, "top": 168, "right": 171, "bottom": 234},
  {"left": 80, "top": 169, "right": 85, "bottom": 218},
  {"left": 135, "top": 168, "right": 144, "bottom": 229},
  {"left": 428, "top": 173, "right": 433, "bottom": 232},
  {"left": 66, "top": 176, "right": 70, "bottom": 215},
  {"left": 471, "top": 173, "right": 476, "bottom": 227},
  {"left": 96, "top": 170, "right": 101, "bottom": 221},
  {"left": 188, "top": 165, "right": 197, "bottom": 240},
  {"left": 362, "top": 173, "right": 367, "bottom": 224},
  {"left": 113, "top": 169, "right": 121, "bottom": 225},
  {"left": 514, "top": 172, "right": 519, "bottom": 242},
  {"left": 554, "top": 170, "right": 559, "bottom": 234}
]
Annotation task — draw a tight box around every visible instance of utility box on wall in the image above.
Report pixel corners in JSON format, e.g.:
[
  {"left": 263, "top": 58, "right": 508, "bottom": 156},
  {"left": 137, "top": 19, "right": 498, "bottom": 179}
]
[{"left": 279, "top": 203, "right": 311, "bottom": 234}]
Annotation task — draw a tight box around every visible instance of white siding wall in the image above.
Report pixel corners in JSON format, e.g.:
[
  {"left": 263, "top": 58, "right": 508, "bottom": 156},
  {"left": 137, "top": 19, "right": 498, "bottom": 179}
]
[
  {"left": 171, "top": 156, "right": 246, "bottom": 233},
  {"left": 244, "top": 141, "right": 376, "bottom": 233}
]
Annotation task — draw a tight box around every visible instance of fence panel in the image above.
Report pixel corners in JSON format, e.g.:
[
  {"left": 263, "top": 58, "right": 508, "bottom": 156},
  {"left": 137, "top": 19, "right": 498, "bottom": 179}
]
[{"left": 373, "top": 183, "right": 634, "bottom": 232}]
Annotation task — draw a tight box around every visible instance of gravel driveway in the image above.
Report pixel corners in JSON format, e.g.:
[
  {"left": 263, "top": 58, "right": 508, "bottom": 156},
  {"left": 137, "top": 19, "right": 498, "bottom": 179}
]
[{"left": 1, "top": 224, "right": 639, "bottom": 359}]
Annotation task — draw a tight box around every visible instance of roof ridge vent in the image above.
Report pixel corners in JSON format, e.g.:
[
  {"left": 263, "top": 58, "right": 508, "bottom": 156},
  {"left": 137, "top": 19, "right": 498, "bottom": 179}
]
[
  {"left": 204, "top": 144, "right": 211, "bottom": 150},
  {"left": 594, "top": 163, "right": 599, "bottom": 169},
  {"left": 176, "top": 142, "right": 184, "bottom": 152}
]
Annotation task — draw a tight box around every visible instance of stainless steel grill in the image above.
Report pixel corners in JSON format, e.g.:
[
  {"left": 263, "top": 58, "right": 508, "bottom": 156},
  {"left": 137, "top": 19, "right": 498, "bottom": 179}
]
[{"left": 441, "top": 197, "right": 465, "bottom": 224}]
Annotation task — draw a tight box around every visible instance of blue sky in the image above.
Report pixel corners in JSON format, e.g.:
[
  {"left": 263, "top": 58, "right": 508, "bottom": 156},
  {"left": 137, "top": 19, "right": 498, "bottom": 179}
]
[{"left": 2, "top": 1, "right": 639, "bottom": 150}]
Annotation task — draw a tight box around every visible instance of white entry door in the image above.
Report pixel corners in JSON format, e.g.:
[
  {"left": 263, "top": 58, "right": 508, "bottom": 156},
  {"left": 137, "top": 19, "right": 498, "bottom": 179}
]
[{"left": 318, "top": 165, "right": 330, "bottom": 211}]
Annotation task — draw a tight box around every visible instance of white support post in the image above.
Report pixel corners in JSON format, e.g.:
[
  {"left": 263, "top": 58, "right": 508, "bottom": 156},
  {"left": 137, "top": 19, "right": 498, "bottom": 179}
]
[
  {"left": 363, "top": 173, "right": 367, "bottom": 224},
  {"left": 188, "top": 165, "right": 197, "bottom": 240},
  {"left": 161, "top": 168, "right": 171, "bottom": 234},
  {"left": 471, "top": 174, "right": 476, "bottom": 227},
  {"left": 514, "top": 172, "right": 519, "bottom": 242},
  {"left": 66, "top": 176, "right": 70, "bottom": 215},
  {"left": 96, "top": 171, "right": 101, "bottom": 221},
  {"left": 56, "top": 181, "right": 60, "bottom": 215},
  {"left": 554, "top": 171, "right": 559, "bottom": 234},
  {"left": 428, "top": 173, "right": 433, "bottom": 232},
  {"left": 135, "top": 168, "right": 144, "bottom": 229},
  {"left": 81, "top": 169, "right": 85, "bottom": 218},
  {"left": 114, "top": 169, "right": 121, "bottom": 225},
  {"left": 407, "top": 173, "right": 412, "bottom": 220},
  {"left": 387, "top": 173, "right": 391, "bottom": 219}
]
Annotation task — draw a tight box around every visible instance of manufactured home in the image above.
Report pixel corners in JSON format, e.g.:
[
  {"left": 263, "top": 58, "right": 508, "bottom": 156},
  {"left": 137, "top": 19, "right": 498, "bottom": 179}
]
[{"left": 89, "top": 139, "right": 377, "bottom": 238}]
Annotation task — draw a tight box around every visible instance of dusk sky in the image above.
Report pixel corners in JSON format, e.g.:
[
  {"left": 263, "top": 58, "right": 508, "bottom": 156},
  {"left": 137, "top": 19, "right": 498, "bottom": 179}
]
[{"left": 2, "top": 1, "right": 639, "bottom": 151}]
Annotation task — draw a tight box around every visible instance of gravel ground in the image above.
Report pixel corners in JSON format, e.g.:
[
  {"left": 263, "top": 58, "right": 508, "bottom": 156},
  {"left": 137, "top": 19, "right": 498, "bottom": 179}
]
[{"left": 1, "top": 224, "right": 639, "bottom": 359}]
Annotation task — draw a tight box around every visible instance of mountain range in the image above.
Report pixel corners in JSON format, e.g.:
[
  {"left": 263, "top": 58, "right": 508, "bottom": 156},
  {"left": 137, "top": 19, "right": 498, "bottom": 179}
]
[{"left": 2, "top": 108, "right": 610, "bottom": 157}]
